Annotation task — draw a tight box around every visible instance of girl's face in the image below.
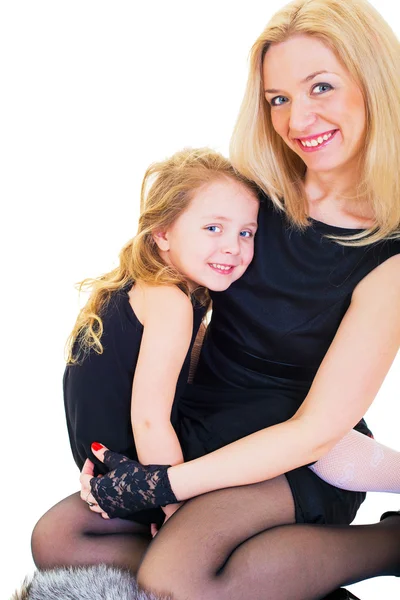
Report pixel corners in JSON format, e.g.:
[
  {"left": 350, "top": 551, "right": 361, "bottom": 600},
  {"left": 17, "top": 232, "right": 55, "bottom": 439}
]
[
  {"left": 262, "top": 35, "right": 366, "bottom": 177},
  {"left": 155, "top": 177, "right": 259, "bottom": 292}
]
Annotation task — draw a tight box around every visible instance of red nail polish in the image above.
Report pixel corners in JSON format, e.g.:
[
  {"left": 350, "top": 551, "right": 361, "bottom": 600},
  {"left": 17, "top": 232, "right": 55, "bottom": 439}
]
[{"left": 91, "top": 442, "right": 104, "bottom": 451}]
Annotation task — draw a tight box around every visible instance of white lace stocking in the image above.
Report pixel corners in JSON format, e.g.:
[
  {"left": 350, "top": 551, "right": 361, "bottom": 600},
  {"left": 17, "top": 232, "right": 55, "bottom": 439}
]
[{"left": 309, "top": 429, "right": 400, "bottom": 493}]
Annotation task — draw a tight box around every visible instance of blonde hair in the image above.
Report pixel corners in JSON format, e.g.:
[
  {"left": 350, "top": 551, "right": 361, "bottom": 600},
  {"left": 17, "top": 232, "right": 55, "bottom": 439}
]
[
  {"left": 67, "top": 147, "right": 258, "bottom": 363},
  {"left": 230, "top": 0, "right": 400, "bottom": 245}
]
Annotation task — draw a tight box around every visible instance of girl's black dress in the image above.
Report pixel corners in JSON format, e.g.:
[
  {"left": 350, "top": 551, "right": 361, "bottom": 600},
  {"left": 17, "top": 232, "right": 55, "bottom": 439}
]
[{"left": 177, "top": 197, "right": 400, "bottom": 525}]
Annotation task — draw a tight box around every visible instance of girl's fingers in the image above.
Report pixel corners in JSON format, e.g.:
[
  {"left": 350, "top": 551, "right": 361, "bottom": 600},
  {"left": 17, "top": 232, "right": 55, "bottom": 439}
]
[
  {"left": 81, "top": 458, "right": 95, "bottom": 476},
  {"left": 79, "top": 472, "right": 95, "bottom": 488}
]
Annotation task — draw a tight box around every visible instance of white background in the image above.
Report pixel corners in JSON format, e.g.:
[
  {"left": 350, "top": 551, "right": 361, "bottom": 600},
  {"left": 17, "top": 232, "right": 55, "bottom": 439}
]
[{"left": 1, "top": 1, "right": 399, "bottom": 598}]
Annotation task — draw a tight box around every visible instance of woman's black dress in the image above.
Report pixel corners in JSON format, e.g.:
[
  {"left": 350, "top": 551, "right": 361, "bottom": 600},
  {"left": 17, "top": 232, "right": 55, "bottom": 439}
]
[{"left": 177, "top": 197, "right": 400, "bottom": 525}]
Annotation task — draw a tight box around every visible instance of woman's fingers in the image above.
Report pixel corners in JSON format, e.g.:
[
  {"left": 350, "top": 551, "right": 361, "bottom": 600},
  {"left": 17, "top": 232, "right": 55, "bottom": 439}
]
[{"left": 90, "top": 442, "right": 130, "bottom": 470}]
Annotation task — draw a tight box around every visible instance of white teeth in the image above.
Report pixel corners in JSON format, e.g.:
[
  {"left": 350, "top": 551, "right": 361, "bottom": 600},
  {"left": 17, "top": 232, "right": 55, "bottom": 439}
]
[
  {"left": 300, "top": 132, "right": 333, "bottom": 148},
  {"left": 211, "top": 263, "right": 231, "bottom": 271}
]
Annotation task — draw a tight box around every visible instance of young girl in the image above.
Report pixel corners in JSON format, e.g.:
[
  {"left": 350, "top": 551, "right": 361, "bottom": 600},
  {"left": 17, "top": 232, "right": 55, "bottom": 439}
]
[{"left": 64, "top": 147, "right": 260, "bottom": 528}]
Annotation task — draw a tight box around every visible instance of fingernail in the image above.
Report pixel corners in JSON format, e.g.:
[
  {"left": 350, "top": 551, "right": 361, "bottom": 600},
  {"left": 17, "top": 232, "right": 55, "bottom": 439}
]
[{"left": 91, "top": 442, "right": 104, "bottom": 451}]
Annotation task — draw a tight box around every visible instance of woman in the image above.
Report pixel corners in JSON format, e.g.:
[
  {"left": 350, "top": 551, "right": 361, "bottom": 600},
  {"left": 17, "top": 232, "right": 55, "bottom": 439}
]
[{"left": 33, "top": 0, "right": 400, "bottom": 598}]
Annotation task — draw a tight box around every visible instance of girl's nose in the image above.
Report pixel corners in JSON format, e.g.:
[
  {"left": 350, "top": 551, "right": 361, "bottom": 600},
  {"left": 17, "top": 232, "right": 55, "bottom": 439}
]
[{"left": 222, "top": 237, "right": 240, "bottom": 255}]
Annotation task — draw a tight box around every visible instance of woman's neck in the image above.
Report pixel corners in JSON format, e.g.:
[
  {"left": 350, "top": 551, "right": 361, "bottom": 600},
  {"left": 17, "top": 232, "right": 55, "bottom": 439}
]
[{"left": 304, "top": 169, "right": 375, "bottom": 229}]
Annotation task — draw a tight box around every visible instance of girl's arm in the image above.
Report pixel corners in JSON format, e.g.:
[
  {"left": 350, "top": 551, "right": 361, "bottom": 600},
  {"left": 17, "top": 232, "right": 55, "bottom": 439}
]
[
  {"left": 167, "top": 254, "right": 400, "bottom": 500},
  {"left": 130, "top": 283, "right": 193, "bottom": 468}
]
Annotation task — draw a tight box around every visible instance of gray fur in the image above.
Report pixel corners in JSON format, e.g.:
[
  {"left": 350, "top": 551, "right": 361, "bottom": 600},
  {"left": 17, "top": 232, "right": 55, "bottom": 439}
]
[{"left": 12, "top": 565, "right": 169, "bottom": 600}]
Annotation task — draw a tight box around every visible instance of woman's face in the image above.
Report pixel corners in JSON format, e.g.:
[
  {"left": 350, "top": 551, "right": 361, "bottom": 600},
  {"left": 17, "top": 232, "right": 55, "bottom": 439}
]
[{"left": 262, "top": 35, "right": 366, "bottom": 177}]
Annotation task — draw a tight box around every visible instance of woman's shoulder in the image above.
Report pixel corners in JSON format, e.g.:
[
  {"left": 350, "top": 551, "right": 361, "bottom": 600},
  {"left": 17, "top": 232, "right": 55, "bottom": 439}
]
[{"left": 353, "top": 252, "right": 400, "bottom": 300}]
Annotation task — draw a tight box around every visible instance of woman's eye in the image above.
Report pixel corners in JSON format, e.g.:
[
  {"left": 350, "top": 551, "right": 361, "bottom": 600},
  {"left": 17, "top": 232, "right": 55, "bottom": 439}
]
[
  {"left": 239, "top": 230, "right": 253, "bottom": 238},
  {"left": 270, "top": 95, "right": 288, "bottom": 107},
  {"left": 205, "top": 225, "right": 221, "bottom": 233},
  {"left": 312, "top": 83, "right": 333, "bottom": 95}
]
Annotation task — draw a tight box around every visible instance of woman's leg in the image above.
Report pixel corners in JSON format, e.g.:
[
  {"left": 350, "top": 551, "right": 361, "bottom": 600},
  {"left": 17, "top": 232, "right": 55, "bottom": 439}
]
[
  {"left": 32, "top": 492, "right": 152, "bottom": 573},
  {"left": 309, "top": 429, "right": 400, "bottom": 493},
  {"left": 137, "top": 477, "right": 400, "bottom": 600}
]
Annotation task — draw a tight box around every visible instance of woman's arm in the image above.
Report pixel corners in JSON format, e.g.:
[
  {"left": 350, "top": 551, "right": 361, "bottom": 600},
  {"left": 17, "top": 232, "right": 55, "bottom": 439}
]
[
  {"left": 130, "top": 284, "right": 193, "bottom": 468},
  {"left": 167, "top": 254, "right": 400, "bottom": 500},
  {"left": 87, "top": 255, "right": 400, "bottom": 514}
]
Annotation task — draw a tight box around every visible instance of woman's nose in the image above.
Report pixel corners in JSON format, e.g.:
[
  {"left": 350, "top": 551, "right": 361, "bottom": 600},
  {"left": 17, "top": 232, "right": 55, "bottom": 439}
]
[{"left": 289, "top": 97, "right": 317, "bottom": 134}]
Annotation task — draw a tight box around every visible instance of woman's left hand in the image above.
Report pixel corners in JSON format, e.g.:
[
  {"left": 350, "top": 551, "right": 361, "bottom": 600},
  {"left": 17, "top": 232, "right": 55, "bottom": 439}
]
[
  {"left": 84, "top": 443, "right": 178, "bottom": 519},
  {"left": 79, "top": 458, "right": 110, "bottom": 519}
]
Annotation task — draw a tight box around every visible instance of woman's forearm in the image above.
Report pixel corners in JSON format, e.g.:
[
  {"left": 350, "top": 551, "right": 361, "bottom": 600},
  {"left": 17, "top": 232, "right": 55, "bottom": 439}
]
[
  {"left": 167, "top": 416, "right": 331, "bottom": 501},
  {"left": 133, "top": 421, "right": 184, "bottom": 467}
]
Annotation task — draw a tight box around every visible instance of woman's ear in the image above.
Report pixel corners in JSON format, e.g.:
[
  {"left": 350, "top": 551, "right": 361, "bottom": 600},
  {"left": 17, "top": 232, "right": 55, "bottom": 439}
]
[{"left": 152, "top": 230, "right": 170, "bottom": 252}]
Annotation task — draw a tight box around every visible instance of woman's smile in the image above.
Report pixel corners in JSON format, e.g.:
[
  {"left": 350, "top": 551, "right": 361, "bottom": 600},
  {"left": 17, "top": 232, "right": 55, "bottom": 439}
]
[{"left": 295, "top": 128, "right": 339, "bottom": 152}]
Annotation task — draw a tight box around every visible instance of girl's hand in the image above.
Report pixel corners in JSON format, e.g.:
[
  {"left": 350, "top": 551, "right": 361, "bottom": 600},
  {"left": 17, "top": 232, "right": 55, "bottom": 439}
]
[
  {"left": 88, "top": 443, "right": 178, "bottom": 519},
  {"left": 79, "top": 458, "right": 110, "bottom": 519}
]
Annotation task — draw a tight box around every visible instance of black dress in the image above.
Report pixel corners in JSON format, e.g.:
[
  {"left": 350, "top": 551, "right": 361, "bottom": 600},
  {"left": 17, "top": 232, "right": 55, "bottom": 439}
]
[
  {"left": 64, "top": 285, "right": 206, "bottom": 525},
  {"left": 177, "top": 197, "right": 400, "bottom": 525}
]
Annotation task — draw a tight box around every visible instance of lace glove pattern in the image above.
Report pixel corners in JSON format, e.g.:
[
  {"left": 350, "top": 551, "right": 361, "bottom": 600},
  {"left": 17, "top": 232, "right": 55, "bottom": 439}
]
[{"left": 90, "top": 450, "right": 178, "bottom": 519}]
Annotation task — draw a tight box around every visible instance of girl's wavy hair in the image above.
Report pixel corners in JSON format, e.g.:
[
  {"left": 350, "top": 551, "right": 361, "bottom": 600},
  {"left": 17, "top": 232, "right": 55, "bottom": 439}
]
[
  {"left": 66, "top": 147, "right": 258, "bottom": 363},
  {"left": 230, "top": 0, "right": 400, "bottom": 245}
]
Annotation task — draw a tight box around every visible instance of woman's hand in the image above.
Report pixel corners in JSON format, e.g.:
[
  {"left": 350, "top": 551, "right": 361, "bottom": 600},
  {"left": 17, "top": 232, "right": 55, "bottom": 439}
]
[{"left": 86, "top": 443, "right": 178, "bottom": 519}]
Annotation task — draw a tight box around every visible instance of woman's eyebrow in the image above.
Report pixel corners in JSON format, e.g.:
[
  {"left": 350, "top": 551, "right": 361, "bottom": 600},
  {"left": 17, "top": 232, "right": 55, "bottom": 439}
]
[{"left": 264, "top": 70, "right": 334, "bottom": 93}]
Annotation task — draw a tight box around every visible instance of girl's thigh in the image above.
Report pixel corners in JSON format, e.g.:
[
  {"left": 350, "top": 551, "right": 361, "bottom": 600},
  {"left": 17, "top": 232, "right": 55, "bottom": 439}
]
[
  {"left": 32, "top": 492, "right": 152, "bottom": 572},
  {"left": 137, "top": 474, "right": 295, "bottom": 597}
]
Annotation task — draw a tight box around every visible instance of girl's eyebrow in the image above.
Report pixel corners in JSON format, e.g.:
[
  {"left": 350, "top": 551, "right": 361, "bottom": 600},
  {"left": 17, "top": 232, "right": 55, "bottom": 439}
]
[
  {"left": 204, "top": 215, "right": 258, "bottom": 228},
  {"left": 264, "top": 70, "right": 335, "bottom": 94}
]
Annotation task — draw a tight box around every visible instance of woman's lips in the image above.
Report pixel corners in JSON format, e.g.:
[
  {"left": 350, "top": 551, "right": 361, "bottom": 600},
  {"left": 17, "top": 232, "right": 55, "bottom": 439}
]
[{"left": 295, "top": 129, "right": 339, "bottom": 153}]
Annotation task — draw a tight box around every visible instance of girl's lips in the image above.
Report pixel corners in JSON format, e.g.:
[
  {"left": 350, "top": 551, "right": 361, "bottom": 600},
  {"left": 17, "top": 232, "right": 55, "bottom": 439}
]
[
  {"left": 208, "top": 263, "right": 235, "bottom": 275},
  {"left": 295, "top": 129, "right": 339, "bottom": 153}
]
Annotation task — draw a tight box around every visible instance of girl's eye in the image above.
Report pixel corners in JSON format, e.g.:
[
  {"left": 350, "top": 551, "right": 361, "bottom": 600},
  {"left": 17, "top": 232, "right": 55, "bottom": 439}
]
[
  {"left": 270, "top": 95, "right": 288, "bottom": 107},
  {"left": 205, "top": 225, "right": 222, "bottom": 233},
  {"left": 239, "top": 230, "right": 253, "bottom": 238},
  {"left": 312, "top": 82, "right": 333, "bottom": 95}
]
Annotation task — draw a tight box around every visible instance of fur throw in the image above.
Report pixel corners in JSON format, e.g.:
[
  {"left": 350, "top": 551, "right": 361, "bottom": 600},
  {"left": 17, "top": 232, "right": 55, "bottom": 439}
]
[{"left": 11, "top": 565, "right": 170, "bottom": 600}]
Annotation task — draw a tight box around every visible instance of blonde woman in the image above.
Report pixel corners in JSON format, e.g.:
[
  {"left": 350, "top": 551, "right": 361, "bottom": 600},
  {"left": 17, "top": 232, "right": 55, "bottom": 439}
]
[{"left": 78, "top": 0, "right": 400, "bottom": 598}]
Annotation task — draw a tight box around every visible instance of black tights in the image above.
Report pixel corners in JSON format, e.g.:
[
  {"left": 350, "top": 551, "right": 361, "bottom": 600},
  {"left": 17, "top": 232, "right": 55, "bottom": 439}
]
[{"left": 32, "top": 477, "right": 400, "bottom": 599}]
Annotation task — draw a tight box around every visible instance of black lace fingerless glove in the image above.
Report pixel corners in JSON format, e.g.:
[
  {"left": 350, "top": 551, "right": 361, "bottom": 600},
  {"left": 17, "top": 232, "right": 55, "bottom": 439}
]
[{"left": 90, "top": 450, "right": 178, "bottom": 519}]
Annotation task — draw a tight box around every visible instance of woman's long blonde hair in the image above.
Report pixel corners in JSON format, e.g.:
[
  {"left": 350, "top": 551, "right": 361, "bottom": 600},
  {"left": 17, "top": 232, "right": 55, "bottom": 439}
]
[
  {"left": 230, "top": 0, "right": 400, "bottom": 245},
  {"left": 67, "top": 147, "right": 257, "bottom": 363}
]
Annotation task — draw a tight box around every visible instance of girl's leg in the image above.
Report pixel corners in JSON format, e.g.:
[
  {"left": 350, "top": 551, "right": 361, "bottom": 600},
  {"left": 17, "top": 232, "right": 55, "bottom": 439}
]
[
  {"left": 310, "top": 429, "right": 400, "bottom": 493},
  {"left": 137, "top": 478, "right": 400, "bottom": 600},
  {"left": 31, "top": 492, "right": 152, "bottom": 573}
]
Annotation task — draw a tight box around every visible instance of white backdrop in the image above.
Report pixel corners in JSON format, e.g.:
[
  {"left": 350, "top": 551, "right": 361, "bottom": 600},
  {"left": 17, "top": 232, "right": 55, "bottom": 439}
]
[{"left": 1, "top": 1, "right": 399, "bottom": 598}]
